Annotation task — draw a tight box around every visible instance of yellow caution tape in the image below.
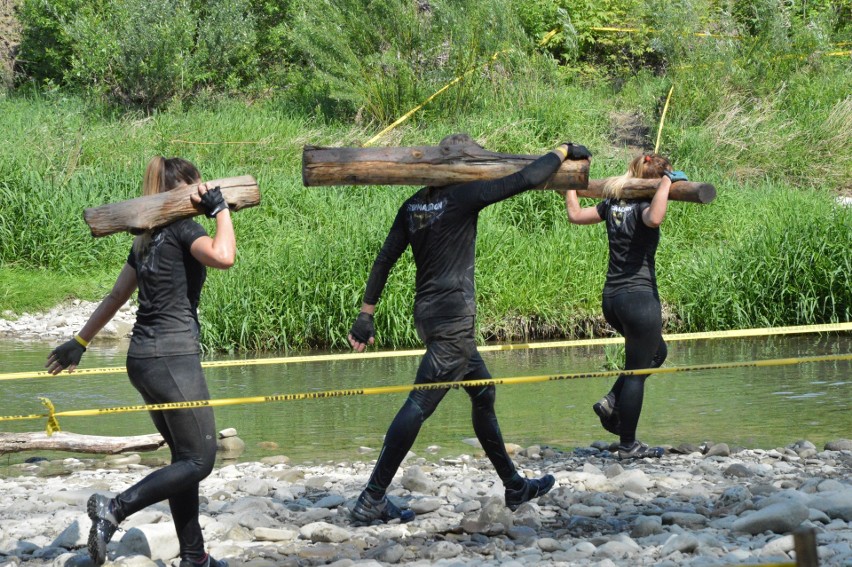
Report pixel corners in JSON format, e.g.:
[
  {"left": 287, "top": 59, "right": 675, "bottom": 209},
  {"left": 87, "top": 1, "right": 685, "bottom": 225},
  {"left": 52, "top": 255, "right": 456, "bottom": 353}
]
[
  {"left": 1, "top": 353, "right": 850, "bottom": 425},
  {"left": 654, "top": 85, "right": 674, "bottom": 154},
  {"left": 39, "top": 397, "right": 61, "bottom": 436},
  {"left": 2, "top": 322, "right": 849, "bottom": 382}
]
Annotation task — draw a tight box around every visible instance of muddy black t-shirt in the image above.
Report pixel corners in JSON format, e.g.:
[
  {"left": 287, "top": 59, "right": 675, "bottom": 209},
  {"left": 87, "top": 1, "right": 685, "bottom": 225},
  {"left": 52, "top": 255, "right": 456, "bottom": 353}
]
[
  {"left": 363, "top": 152, "right": 563, "bottom": 321},
  {"left": 596, "top": 198, "right": 659, "bottom": 296},
  {"left": 126, "top": 219, "right": 207, "bottom": 357}
]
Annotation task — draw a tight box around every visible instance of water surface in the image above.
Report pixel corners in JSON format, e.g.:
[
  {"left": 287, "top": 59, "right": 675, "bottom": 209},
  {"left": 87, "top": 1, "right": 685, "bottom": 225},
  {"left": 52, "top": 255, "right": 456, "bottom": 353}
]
[{"left": 1, "top": 333, "right": 849, "bottom": 466}]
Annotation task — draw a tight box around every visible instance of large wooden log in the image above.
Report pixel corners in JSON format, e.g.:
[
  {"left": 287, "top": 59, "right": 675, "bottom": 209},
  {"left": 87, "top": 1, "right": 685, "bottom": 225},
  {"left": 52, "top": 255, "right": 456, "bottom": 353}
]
[
  {"left": 302, "top": 143, "right": 589, "bottom": 190},
  {"left": 83, "top": 175, "right": 260, "bottom": 237},
  {"left": 302, "top": 143, "right": 715, "bottom": 203},
  {"left": 0, "top": 431, "right": 165, "bottom": 454}
]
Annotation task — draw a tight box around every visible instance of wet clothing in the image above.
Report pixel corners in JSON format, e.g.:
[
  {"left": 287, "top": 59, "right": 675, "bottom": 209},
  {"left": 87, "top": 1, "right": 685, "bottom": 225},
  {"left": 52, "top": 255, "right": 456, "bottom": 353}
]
[
  {"left": 127, "top": 219, "right": 207, "bottom": 358},
  {"left": 363, "top": 152, "right": 563, "bottom": 321},
  {"left": 596, "top": 199, "right": 666, "bottom": 446},
  {"left": 596, "top": 199, "right": 659, "bottom": 297},
  {"left": 116, "top": 219, "right": 214, "bottom": 562},
  {"left": 363, "top": 151, "right": 564, "bottom": 495}
]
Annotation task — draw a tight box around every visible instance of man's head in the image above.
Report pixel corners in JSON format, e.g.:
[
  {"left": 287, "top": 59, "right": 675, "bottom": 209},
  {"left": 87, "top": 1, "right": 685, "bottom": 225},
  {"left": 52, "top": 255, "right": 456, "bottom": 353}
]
[{"left": 439, "top": 133, "right": 476, "bottom": 147}]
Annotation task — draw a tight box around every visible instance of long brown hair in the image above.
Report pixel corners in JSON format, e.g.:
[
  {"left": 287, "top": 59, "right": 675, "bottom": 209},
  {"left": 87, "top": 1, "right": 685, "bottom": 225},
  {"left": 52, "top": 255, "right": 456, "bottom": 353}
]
[
  {"left": 603, "top": 153, "right": 672, "bottom": 198},
  {"left": 134, "top": 157, "right": 201, "bottom": 255}
]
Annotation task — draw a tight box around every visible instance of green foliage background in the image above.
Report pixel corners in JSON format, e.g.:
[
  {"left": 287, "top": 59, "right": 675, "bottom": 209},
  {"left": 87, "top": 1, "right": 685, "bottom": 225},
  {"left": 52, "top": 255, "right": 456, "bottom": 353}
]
[{"left": 2, "top": 0, "right": 851, "bottom": 352}]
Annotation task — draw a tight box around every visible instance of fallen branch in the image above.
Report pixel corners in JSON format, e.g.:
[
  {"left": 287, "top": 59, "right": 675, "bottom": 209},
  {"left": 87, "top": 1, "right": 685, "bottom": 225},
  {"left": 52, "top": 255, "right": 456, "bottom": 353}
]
[{"left": 0, "top": 431, "right": 165, "bottom": 454}]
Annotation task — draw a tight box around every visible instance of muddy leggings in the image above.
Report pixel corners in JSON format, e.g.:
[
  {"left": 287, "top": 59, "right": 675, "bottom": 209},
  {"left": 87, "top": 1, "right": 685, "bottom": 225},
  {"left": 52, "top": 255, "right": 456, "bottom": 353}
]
[
  {"left": 117, "top": 354, "right": 217, "bottom": 562},
  {"left": 365, "top": 316, "right": 518, "bottom": 496},
  {"left": 602, "top": 291, "right": 668, "bottom": 447}
]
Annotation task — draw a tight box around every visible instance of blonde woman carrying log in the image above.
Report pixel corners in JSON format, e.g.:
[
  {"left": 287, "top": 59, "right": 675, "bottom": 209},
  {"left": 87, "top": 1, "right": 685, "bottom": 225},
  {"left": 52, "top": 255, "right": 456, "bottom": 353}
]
[
  {"left": 45, "top": 157, "right": 235, "bottom": 567},
  {"left": 346, "top": 135, "right": 591, "bottom": 523},
  {"left": 564, "top": 154, "right": 687, "bottom": 460}
]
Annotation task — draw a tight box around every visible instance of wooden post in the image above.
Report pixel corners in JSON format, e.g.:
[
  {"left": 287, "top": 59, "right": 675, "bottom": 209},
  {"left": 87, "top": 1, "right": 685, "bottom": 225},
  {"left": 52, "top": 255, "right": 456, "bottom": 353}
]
[
  {"left": 794, "top": 526, "right": 819, "bottom": 567},
  {"left": 83, "top": 175, "right": 261, "bottom": 238},
  {"left": 302, "top": 142, "right": 715, "bottom": 203}
]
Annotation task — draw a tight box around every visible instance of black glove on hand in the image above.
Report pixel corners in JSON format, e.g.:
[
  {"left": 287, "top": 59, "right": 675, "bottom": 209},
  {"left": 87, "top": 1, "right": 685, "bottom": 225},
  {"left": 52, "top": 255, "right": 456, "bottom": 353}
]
[
  {"left": 561, "top": 142, "right": 592, "bottom": 160},
  {"left": 349, "top": 312, "right": 375, "bottom": 344},
  {"left": 51, "top": 338, "right": 86, "bottom": 369},
  {"left": 200, "top": 186, "right": 228, "bottom": 218}
]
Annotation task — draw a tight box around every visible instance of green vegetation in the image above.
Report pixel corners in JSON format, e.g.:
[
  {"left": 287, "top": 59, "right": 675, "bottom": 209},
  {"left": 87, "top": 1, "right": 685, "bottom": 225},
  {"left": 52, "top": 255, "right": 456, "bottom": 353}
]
[{"left": 2, "top": 0, "right": 850, "bottom": 352}]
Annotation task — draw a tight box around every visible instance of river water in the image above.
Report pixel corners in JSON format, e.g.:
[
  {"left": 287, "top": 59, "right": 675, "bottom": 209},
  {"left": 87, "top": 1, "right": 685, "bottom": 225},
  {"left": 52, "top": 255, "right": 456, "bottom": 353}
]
[{"left": 1, "top": 333, "right": 849, "bottom": 466}]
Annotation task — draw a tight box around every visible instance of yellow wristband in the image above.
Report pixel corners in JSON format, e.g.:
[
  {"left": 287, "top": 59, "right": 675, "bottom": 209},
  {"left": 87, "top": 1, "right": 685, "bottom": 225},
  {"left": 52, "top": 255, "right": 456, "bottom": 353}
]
[
  {"left": 74, "top": 334, "right": 89, "bottom": 348},
  {"left": 554, "top": 146, "right": 568, "bottom": 159}
]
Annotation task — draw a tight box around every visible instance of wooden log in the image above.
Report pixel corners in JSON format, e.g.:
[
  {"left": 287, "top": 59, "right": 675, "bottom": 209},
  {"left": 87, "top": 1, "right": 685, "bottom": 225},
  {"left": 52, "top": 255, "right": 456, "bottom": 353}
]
[
  {"left": 0, "top": 431, "right": 165, "bottom": 454},
  {"left": 83, "top": 175, "right": 261, "bottom": 238},
  {"left": 302, "top": 142, "right": 715, "bottom": 203},
  {"left": 302, "top": 142, "right": 589, "bottom": 190},
  {"left": 585, "top": 177, "right": 716, "bottom": 204}
]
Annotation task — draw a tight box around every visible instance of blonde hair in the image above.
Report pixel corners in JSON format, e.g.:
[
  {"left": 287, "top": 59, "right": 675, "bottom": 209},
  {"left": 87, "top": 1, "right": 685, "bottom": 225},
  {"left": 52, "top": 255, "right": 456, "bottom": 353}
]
[
  {"left": 133, "top": 156, "right": 202, "bottom": 256},
  {"left": 603, "top": 154, "right": 672, "bottom": 199}
]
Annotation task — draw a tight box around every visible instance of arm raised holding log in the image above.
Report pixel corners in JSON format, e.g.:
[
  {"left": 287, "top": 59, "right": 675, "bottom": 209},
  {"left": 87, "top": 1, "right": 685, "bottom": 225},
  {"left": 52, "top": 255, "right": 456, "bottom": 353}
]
[{"left": 302, "top": 136, "right": 715, "bottom": 203}]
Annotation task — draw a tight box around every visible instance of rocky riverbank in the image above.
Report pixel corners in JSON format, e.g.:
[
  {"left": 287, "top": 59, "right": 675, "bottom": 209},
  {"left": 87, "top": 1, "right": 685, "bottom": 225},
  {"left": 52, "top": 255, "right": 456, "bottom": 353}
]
[
  {"left": 1, "top": 438, "right": 851, "bottom": 567},
  {"left": 0, "top": 300, "right": 136, "bottom": 343}
]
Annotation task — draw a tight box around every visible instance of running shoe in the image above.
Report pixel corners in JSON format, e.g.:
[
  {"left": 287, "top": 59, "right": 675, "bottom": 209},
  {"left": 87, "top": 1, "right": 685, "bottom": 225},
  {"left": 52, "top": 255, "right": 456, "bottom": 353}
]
[
  {"left": 593, "top": 392, "right": 621, "bottom": 435},
  {"left": 617, "top": 440, "right": 664, "bottom": 460},
  {"left": 351, "top": 491, "right": 415, "bottom": 523},
  {"left": 179, "top": 554, "right": 229, "bottom": 567},
  {"left": 87, "top": 493, "right": 119, "bottom": 566},
  {"left": 505, "top": 474, "right": 556, "bottom": 511}
]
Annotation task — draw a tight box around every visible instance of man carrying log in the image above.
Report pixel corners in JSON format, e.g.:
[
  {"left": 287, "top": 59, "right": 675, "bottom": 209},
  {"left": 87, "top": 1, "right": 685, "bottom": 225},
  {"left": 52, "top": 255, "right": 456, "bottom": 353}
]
[{"left": 346, "top": 135, "right": 591, "bottom": 523}]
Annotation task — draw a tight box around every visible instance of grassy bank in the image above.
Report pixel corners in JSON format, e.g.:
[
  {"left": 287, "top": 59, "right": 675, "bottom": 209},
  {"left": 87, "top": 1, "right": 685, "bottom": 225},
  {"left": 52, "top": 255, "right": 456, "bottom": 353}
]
[{"left": 1, "top": 7, "right": 850, "bottom": 351}]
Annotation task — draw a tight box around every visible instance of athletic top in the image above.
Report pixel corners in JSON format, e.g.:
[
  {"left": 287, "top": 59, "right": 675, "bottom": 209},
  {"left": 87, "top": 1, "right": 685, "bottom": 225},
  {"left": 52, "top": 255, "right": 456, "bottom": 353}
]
[
  {"left": 126, "top": 219, "right": 207, "bottom": 357},
  {"left": 363, "top": 152, "right": 563, "bottom": 321},
  {"left": 596, "top": 198, "right": 659, "bottom": 296}
]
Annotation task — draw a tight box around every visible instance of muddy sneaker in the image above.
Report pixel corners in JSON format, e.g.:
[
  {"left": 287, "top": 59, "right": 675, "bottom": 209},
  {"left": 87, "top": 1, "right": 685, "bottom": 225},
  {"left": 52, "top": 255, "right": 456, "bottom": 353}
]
[
  {"left": 593, "top": 392, "right": 620, "bottom": 435},
  {"left": 179, "top": 554, "right": 229, "bottom": 567},
  {"left": 87, "top": 493, "right": 119, "bottom": 566},
  {"left": 351, "top": 491, "right": 415, "bottom": 523},
  {"left": 617, "top": 440, "right": 664, "bottom": 460},
  {"left": 505, "top": 474, "right": 556, "bottom": 511}
]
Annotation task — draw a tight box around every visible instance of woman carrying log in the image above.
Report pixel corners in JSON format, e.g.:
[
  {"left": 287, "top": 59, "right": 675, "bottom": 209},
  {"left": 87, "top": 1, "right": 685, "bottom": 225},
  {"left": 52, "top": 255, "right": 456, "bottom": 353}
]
[
  {"left": 45, "top": 157, "right": 235, "bottom": 567},
  {"left": 564, "top": 154, "right": 687, "bottom": 460}
]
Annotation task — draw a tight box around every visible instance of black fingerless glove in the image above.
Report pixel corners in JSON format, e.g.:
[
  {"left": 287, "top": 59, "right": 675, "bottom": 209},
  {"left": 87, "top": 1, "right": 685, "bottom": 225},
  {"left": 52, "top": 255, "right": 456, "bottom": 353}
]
[
  {"left": 51, "top": 338, "right": 86, "bottom": 369},
  {"left": 561, "top": 142, "right": 592, "bottom": 160},
  {"left": 349, "top": 312, "right": 375, "bottom": 343},
  {"left": 200, "top": 186, "right": 228, "bottom": 218}
]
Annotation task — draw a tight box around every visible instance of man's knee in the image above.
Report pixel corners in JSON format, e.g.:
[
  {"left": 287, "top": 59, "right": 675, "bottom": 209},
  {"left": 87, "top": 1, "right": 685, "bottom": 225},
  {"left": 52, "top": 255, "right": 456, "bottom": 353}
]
[{"left": 468, "top": 384, "right": 496, "bottom": 409}]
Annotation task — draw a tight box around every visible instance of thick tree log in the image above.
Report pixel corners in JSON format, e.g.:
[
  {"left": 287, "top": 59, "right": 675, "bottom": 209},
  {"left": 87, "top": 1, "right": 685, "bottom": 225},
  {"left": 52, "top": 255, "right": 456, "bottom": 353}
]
[
  {"left": 83, "top": 175, "right": 261, "bottom": 237},
  {"left": 585, "top": 177, "right": 716, "bottom": 204},
  {"left": 302, "top": 143, "right": 589, "bottom": 190},
  {"left": 302, "top": 143, "right": 715, "bottom": 203},
  {"left": 0, "top": 431, "right": 165, "bottom": 454}
]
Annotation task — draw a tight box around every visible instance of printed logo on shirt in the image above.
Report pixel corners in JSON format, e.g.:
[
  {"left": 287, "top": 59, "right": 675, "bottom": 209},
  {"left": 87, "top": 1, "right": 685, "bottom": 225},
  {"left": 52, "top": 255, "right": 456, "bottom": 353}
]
[
  {"left": 407, "top": 198, "right": 446, "bottom": 233},
  {"left": 609, "top": 200, "right": 635, "bottom": 231},
  {"left": 139, "top": 231, "right": 166, "bottom": 275}
]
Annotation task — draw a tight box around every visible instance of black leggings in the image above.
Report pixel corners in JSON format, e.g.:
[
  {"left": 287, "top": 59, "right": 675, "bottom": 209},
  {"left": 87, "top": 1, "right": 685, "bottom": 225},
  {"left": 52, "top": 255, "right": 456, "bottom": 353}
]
[
  {"left": 602, "top": 291, "right": 667, "bottom": 446},
  {"left": 365, "top": 317, "right": 518, "bottom": 495},
  {"left": 119, "top": 354, "right": 217, "bottom": 562}
]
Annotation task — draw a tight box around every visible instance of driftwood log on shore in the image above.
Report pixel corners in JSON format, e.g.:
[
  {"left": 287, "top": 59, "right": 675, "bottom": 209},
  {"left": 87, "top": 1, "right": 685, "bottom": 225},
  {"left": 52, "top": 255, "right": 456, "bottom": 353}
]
[
  {"left": 83, "top": 175, "right": 260, "bottom": 237},
  {"left": 0, "top": 431, "right": 165, "bottom": 454},
  {"left": 302, "top": 142, "right": 715, "bottom": 203}
]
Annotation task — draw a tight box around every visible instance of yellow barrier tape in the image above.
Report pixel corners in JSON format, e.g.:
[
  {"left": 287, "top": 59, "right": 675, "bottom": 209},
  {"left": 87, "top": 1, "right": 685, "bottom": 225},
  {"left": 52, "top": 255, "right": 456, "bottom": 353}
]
[
  {"left": 363, "top": 49, "right": 511, "bottom": 147},
  {"left": 1, "top": 353, "right": 850, "bottom": 424},
  {"left": 39, "top": 397, "right": 61, "bottom": 436},
  {"left": 2, "top": 322, "right": 850, "bottom": 382},
  {"left": 654, "top": 85, "right": 674, "bottom": 154}
]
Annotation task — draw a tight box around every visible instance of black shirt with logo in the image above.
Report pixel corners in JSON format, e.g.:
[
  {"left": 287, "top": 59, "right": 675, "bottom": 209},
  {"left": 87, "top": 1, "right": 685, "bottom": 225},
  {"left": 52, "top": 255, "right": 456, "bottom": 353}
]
[
  {"left": 363, "top": 152, "right": 563, "bottom": 321},
  {"left": 126, "top": 219, "right": 207, "bottom": 357},
  {"left": 595, "top": 198, "right": 659, "bottom": 297}
]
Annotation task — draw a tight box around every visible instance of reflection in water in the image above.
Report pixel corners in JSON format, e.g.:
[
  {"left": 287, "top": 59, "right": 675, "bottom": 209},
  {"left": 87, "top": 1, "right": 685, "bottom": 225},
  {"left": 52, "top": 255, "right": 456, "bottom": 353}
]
[{"left": 0, "top": 334, "right": 849, "bottom": 465}]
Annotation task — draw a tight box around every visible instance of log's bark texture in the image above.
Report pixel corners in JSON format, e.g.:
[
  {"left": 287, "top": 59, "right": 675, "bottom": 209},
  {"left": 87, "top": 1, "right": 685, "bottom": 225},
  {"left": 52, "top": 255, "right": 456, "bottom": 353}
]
[
  {"left": 0, "top": 431, "right": 165, "bottom": 454},
  {"left": 302, "top": 143, "right": 715, "bottom": 203},
  {"left": 302, "top": 143, "right": 589, "bottom": 190},
  {"left": 83, "top": 175, "right": 260, "bottom": 237}
]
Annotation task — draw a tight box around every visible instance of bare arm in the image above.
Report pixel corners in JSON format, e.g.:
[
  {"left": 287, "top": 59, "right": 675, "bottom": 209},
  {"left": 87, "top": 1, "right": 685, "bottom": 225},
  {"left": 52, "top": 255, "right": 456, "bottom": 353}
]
[
  {"left": 190, "top": 183, "right": 237, "bottom": 269},
  {"left": 564, "top": 190, "right": 603, "bottom": 225},
  {"left": 641, "top": 176, "right": 671, "bottom": 228},
  {"left": 45, "top": 263, "right": 137, "bottom": 374}
]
